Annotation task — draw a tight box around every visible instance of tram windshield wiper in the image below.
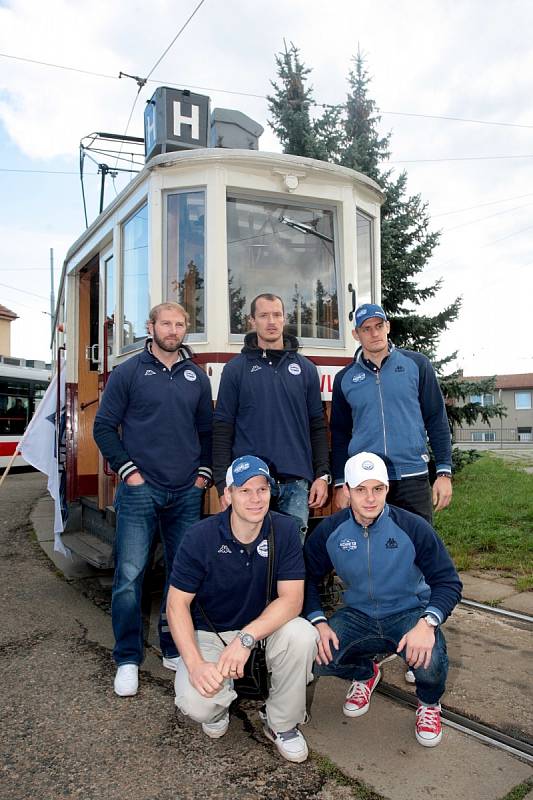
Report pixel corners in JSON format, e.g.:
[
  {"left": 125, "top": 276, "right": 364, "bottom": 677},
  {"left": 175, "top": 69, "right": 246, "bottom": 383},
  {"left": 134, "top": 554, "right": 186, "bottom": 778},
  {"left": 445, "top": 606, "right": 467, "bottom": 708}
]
[{"left": 278, "top": 215, "right": 333, "bottom": 242}]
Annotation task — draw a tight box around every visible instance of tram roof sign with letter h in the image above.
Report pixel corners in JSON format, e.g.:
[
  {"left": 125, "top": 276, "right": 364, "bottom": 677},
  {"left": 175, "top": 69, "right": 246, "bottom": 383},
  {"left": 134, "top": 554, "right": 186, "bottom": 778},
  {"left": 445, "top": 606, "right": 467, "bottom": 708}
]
[{"left": 144, "top": 87, "right": 210, "bottom": 161}]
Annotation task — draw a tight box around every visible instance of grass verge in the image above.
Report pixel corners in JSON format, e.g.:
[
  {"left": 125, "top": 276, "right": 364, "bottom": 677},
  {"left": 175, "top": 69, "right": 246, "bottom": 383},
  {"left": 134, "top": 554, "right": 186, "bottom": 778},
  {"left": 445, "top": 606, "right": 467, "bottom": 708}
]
[{"left": 434, "top": 453, "right": 533, "bottom": 589}]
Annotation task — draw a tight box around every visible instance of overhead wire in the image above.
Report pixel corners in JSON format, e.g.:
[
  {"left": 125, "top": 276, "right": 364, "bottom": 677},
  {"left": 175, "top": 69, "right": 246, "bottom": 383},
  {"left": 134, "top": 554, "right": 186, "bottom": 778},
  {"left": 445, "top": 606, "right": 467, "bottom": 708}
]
[{"left": 3, "top": 50, "right": 533, "bottom": 131}]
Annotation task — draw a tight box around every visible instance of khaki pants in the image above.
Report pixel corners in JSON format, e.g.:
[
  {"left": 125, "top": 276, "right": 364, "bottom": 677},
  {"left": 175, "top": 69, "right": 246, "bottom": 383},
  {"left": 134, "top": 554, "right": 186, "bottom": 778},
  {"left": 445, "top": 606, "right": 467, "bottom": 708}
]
[{"left": 174, "top": 617, "right": 318, "bottom": 732}]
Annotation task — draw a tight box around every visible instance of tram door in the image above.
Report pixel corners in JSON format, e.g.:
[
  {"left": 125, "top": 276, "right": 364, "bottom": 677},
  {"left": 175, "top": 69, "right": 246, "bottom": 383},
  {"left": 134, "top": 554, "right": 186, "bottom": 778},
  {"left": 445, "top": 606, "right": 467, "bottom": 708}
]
[
  {"left": 97, "top": 248, "right": 116, "bottom": 510},
  {"left": 76, "top": 258, "right": 99, "bottom": 497}
]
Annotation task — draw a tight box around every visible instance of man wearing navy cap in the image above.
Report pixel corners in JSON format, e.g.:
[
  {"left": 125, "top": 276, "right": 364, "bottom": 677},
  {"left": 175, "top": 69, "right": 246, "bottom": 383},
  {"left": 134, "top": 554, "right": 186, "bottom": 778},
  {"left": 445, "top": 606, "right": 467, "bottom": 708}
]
[
  {"left": 330, "top": 302, "right": 453, "bottom": 523},
  {"left": 166, "top": 455, "right": 318, "bottom": 763},
  {"left": 304, "top": 452, "right": 461, "bottom": 747}
]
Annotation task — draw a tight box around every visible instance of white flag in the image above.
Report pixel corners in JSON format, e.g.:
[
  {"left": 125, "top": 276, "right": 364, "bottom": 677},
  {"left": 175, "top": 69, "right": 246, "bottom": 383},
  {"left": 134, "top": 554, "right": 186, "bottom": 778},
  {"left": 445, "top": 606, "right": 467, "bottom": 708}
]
[{"left": 19, "top": 355, "right": 69, "bottom": 555}]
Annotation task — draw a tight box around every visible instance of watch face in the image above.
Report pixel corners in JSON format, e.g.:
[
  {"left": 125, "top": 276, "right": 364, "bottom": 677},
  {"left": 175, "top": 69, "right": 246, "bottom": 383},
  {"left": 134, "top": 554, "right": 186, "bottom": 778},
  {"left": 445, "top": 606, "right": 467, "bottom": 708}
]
[{"left": 239, "top": 632, "right": 255, "bottom": 648}]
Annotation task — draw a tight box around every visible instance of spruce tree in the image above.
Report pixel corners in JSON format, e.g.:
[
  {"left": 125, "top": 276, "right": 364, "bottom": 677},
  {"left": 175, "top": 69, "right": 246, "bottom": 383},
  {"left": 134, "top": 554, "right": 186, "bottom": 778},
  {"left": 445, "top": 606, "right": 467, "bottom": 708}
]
[{"left": 267, "top": 44, "right": 505, "bottom": 447}]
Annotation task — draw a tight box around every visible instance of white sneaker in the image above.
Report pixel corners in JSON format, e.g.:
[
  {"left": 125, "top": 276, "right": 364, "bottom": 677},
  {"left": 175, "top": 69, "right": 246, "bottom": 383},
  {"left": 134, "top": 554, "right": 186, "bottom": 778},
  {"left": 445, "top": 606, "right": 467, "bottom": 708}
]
[
  {"left": 114, "top": 664, "right": 139, "bottom": 696},
  {"left": 259, "top": 709, "right": 309, "bottom": 763},
  {"left": 405, "top": 669, "right": 416, "bottom": 684},
  {"left": 202, "top": 713, "right": 230, "bottom": 739},
  {"left": 162, "top": 656, "right": 181, "bottom": 671}
]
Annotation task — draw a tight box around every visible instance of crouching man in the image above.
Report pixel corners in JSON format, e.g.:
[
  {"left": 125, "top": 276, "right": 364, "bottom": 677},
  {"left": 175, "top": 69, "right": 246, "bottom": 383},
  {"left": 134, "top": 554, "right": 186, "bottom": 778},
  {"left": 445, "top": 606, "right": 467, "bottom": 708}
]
[
  {"left": 304, "top": 452, "right": 462, "bottom": 747},
  {"left": 166, "top": 455, "right": 318, "bottom": 763}
]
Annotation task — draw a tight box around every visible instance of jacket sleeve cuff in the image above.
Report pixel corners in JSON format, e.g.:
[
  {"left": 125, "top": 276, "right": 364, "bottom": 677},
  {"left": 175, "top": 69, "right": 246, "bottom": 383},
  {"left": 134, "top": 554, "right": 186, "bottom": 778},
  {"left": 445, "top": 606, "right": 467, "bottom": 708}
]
[
  {"left": 118, "top": 461, "right": 139, "bottom": 482},
  {"left": 307, "top": 611, "right": 328, "bottom": 625},
  {"left": 435, "top": 464, "right": 452, "bottom": 475},
  {"left": 197, "top": 466, "right": 213, "bottom": 480},
  {"left": 422, "top": 606, "right": 443, "bottom": 624}
]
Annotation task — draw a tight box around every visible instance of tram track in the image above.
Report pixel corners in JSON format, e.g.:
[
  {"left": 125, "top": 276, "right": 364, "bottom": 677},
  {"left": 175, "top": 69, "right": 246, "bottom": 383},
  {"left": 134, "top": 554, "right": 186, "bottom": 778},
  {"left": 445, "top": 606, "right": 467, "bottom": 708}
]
[
  {"left": 377, "top": 681, "right": 533, "bottom": 764},
  {"left": 460, "top": 598, "right": 533, "bottom": 625}
]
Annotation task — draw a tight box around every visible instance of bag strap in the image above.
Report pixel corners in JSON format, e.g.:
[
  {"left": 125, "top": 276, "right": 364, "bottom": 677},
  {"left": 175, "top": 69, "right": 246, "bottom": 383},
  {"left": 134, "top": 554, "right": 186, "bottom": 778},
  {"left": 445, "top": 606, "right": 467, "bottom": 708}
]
[{"left": 196, "top": 514, "right": 276, "bottom": 643}]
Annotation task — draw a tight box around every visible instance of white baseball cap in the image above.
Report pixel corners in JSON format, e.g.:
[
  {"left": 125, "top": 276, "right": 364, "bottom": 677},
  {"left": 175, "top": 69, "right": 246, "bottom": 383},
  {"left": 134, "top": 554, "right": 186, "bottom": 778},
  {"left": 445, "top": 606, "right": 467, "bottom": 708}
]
[{"left": 345, "top": 453, "right": 389, "bottom": 488}]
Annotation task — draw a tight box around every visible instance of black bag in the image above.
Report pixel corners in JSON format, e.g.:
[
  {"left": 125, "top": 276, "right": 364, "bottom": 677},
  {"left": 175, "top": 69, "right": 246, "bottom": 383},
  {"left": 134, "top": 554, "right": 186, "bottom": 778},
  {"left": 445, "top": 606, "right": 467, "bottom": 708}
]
[
  {"left": 233, "top": 639, "right": 270, "bottom": 700},
  {"left": 197, "top": 516, "right": 275, "bottom": 701}
]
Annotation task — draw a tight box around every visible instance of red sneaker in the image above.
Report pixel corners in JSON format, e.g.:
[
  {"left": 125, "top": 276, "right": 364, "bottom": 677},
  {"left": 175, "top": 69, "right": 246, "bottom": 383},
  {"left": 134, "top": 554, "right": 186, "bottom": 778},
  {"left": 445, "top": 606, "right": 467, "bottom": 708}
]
[
  {"left": 343, "top": 662, "right": 381, "bottom": 717},
  {"left": 415, "top": 703, "right": 442, "bottom": 747}
]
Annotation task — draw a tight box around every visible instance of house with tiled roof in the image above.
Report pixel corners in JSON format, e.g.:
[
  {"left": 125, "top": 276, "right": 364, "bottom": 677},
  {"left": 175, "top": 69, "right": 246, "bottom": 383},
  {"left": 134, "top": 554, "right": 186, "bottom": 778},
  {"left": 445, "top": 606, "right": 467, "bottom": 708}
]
[
  {"left": 454, "top": 373, "right": 533, "bottom": 447},
  {"left": 0, "top": 304, "right": 18, "bottom": 356}
]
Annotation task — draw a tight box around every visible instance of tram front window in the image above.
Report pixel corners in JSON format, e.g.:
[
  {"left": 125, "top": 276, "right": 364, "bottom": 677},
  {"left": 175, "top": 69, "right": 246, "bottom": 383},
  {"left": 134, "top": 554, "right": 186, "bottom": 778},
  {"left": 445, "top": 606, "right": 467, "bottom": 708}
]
[
  {"left": 226, "top": 195, "right": 340, "bottom": 343},
  {"left": 166, "top": 191, "right": 206, "bottom": 335},
  {"left": 122, "top": 203, "right": 149, "bottom": 350}
]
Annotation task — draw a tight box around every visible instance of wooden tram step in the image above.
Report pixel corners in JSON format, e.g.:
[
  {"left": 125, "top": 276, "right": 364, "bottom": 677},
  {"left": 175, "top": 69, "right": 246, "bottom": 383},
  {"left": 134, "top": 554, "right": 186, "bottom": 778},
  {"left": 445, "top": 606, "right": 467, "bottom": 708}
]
[{"left": 62, "top": 530, "right": 114, "bottom": 570}]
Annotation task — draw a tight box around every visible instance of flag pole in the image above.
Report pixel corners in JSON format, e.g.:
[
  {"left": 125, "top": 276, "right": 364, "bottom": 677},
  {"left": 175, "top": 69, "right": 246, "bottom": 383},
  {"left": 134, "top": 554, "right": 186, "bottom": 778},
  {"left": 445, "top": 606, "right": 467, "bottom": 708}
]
[{"left": 0, "top": 449, "right": 21, "bottom": 490}]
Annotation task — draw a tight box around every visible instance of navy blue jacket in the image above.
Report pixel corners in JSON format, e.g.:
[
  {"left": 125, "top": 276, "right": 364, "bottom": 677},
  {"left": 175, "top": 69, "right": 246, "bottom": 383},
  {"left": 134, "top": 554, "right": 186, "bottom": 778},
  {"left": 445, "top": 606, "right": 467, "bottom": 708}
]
[
  {"left": 213, "top": 333, "right": 328, "bottom": 487},
  {"left": 331, "top": 345, "right": 451, "bottom": 483},
  {"left": 93, "top": 341, "right": 213, "bottom": 491},
  {"left": 304, "top": 504, "right": 462, "bottom": 625},
  {"left": 170, "top": 509, "right": 305, "bottom": 632}
]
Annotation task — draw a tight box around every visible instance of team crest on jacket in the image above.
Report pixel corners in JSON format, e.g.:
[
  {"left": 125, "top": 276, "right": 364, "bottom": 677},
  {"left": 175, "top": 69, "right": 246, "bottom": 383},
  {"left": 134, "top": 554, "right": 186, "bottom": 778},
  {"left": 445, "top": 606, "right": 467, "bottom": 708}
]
[
  {"left": 251, "top": 365, "right": 262, "bottom": 373},
  {"left": 339, "top": 539, "right": 358, "bottom": 551},
  {"left": 257, "top": 540, "right": 269, "bottom": 557},
  {"left": 184, "top": 369, "right": 197, "bottom": 382},
  {"left": 288, "top": 363, "right": 301, "bottom": 376},
  {"left": 352, "top": 373, "right": 365, "bottom": 383},
  {"left": 144, "top": 369, "right": 156, "bottom": 376}
]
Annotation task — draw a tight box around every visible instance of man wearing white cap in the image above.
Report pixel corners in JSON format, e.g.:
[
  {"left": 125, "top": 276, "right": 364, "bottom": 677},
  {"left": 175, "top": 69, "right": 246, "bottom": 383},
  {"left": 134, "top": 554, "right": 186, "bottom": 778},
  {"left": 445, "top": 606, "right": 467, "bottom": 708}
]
[
  {"left": 304, "top": 452, "right": 461, "bottom": 747},
  {"left": 166, "top": 455, "right": 318, "bottom": 763}
]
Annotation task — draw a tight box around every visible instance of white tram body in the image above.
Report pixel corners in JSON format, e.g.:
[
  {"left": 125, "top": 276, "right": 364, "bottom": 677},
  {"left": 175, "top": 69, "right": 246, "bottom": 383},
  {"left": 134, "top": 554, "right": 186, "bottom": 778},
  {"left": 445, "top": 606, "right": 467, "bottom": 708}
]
[{"left": 53, "top": 137, "right": 383, "bottom": 556}]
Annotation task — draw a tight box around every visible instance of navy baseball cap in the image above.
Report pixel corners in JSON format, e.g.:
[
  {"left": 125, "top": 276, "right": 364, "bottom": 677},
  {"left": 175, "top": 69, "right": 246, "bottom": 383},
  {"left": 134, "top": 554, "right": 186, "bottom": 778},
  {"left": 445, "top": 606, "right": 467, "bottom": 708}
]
[
  {"left": 226, "top": 455, "right": 276, "bottom": 489},
  {"left": 354, "top": 303, "right": 387, "bottom": 328}
]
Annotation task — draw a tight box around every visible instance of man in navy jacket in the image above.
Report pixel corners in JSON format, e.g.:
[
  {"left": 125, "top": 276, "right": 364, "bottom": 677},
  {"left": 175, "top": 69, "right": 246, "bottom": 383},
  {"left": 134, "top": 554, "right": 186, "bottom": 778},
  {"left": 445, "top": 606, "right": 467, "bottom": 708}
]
[
  {"left": 331, "top": 303, "right": 452, "bottom": 523},
  {"left": 213, "top": 293, "right": 330, "bottom": 542},
  {"left": 304, "top": 452, "right": 461, "bottom": 747},
  {"left": 93, "top": 302, "right": 213, "bottom": 697}
]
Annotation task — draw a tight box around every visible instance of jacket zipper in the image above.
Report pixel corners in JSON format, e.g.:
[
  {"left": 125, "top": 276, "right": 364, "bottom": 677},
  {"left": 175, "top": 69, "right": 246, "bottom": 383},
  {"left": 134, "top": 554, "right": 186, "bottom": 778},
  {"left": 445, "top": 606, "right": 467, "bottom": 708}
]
[
  {"left": 376, "top": 371, "right": 387, "bottom": 456},
  {"left": 363, "top": 525, "right": 376, "bottom": 606}
]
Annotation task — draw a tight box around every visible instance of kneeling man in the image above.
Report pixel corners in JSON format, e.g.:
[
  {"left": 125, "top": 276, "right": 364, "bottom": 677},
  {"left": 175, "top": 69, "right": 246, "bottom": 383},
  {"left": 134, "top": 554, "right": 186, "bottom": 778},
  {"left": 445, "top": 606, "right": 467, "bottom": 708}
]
[
  {"left": 167, "top": 455, "right": 318, "bottom": 763},
  {"left": 304, "top": 452, "right": 462, "bottom": 747}
]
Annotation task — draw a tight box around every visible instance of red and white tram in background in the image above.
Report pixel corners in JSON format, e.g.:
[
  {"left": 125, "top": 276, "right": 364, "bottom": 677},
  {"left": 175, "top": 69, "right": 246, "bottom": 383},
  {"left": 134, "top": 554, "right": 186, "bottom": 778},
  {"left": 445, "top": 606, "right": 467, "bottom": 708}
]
[
  {"left": 51, "top": 88, "right": 384, "bottom": 563},
  {"left": 0, "top": 357, "right": 51, "bottom": 468}
]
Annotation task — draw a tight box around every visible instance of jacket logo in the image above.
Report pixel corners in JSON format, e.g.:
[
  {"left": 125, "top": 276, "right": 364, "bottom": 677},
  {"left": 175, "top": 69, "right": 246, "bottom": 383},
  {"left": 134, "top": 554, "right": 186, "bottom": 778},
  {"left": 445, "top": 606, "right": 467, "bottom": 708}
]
[
  {"left": 218, "top": 544, "right": 232, "bottom": 554},
  {"left": 385, "top": 538, "right": 398, "bottom": 549},
  {"left": 144, "top": 369, "right": 156, "bottom": 376},
  {"left": 339, "top": 539, "right": 358, "bottom": 551},
  {"left": 251, "top": 365, "right": 262, "bottom": 373},
  {"left": 257, "top": 540, "right": 269, "bottom": 558},
  {"left": 288, "top": 363, "right": 301, "bottom": 376},
  {"left": 394, "top": 366, "right": 405, "bottom": 373},
  {"left": 352, "top": 373, "right": 365, "bottom": 383},
  {"left": 184, "top": 369, "right": 197, "bottom": 382}
]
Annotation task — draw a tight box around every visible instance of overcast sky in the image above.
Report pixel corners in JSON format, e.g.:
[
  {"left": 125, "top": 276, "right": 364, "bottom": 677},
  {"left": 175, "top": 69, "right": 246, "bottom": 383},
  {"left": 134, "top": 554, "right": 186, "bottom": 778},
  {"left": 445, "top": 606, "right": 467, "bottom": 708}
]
[{"left": 1, "top": 0, "right": 532, "bottom": 376}]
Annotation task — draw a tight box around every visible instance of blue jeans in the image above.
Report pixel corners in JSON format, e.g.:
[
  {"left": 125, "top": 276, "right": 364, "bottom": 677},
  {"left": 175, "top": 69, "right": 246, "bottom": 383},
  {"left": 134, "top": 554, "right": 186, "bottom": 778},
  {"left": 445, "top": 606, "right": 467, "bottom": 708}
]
[
  {"left": 314, "top": 606, "right": 448, "bottom": 705},
  {"left": 274, "top": 479, "right": 309, "bottom": 543},
  {"left": 112, "top": 480, "right": 203, "bottom": 665}
]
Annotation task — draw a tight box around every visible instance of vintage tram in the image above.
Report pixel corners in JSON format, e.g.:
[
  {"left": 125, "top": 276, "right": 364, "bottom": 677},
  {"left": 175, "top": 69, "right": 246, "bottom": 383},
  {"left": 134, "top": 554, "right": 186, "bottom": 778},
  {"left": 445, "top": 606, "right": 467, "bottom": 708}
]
[{"left": 52, "top": 88, "right": 384, "bottom": 564}]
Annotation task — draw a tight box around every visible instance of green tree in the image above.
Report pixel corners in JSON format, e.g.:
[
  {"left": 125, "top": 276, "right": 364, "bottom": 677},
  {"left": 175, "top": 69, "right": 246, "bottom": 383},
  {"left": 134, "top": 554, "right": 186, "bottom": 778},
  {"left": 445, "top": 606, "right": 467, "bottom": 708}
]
[{"left": 267, "top": 44, "right": 505, "bottom": 451}]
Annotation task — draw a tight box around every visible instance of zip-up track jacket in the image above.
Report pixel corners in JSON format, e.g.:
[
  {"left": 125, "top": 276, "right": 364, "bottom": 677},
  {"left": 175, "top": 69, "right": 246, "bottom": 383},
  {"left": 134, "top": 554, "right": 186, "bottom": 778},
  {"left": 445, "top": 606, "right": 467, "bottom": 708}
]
[
  {"left": 213, "top": 333, "right": 329, "bottom": 490},
  {"left": 331, "top": 345, "right": 452, "bottom": 483},
  {"left": 93, "top": 341, "right": 213, "bottom": 491},
  {"left": 304, "top": 504, "right": 462, "bottom": 625}
]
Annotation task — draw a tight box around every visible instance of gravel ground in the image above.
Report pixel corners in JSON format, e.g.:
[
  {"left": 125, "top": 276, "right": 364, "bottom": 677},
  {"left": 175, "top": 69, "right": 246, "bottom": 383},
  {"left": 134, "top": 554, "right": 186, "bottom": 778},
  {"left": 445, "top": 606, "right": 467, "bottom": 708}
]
[{"left": 0, "top": 473, "right": 369, "bottom": 800}]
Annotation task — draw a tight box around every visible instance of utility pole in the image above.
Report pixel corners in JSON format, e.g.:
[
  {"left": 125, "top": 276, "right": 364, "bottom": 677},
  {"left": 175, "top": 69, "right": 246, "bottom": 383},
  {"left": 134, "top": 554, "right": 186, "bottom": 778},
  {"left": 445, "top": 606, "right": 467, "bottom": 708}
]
[{"left": 50, "top": 248, "right": 55, "bottom": 340}]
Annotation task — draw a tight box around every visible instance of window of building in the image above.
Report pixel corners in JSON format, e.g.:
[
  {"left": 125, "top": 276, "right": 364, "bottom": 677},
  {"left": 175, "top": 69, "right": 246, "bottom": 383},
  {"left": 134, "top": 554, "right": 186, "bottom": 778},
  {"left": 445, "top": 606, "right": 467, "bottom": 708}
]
[
  {"left": 515, "top": 391, "right": 532, "bottom": 410},
  {"left": 517, "top": 427, "right": 532, "bottom": 442},
  {"left": 227, "top": 195, "right": 340, "bottom": 343},
  {"left": 166, "top": 190, "right": 206, "bottom": 336},
  {"left": 121, "top": 204, "right": 149, "bottom": 350},
  {"left": 469, "top": 393, "right": 494, "bottom": 406},
  {"left": 471, "top": 431, "right": 496, "bottom": 442}
]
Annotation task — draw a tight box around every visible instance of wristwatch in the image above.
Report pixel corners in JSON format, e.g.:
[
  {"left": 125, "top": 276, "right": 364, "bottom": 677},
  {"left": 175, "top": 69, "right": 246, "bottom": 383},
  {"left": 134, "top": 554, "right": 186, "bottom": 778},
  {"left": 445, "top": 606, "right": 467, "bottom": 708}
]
[
  {"left": 422, "top": 613, "right": 440, "bottom": 628},
  {"left": 436, "top": 472, "right": 451, "bottom": 479},
  {"left": 238, "top": 631, "right": 256, "bottom": 649}
]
